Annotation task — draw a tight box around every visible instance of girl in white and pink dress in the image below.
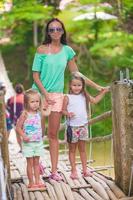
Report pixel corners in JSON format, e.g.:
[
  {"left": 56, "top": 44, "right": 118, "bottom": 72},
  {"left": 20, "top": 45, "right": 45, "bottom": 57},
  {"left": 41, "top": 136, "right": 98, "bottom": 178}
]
[{"left": 62, "top": 76, "right": 109, "bottom": 179}]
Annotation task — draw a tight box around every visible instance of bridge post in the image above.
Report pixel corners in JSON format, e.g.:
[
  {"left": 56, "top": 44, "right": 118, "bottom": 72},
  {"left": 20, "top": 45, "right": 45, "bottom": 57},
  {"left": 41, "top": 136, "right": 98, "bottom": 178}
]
[
  {"left": 0, "top": 89, "right": 11, "bottom": 196},
  {"left": 111, "top": 81, "right": 133, "bottom": 195}
]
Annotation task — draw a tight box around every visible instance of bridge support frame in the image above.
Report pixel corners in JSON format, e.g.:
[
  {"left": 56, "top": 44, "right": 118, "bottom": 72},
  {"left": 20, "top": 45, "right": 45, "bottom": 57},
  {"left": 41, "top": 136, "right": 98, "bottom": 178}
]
[{"left": 111, "top": 82, "right": 133, "bottom": 195}]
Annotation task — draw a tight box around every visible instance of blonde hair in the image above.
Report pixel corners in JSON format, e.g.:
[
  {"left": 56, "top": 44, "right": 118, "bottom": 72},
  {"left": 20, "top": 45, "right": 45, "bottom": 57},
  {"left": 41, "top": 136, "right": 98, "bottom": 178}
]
[{"left": 24, "top": 89, "right": 41, "bottom": 111}]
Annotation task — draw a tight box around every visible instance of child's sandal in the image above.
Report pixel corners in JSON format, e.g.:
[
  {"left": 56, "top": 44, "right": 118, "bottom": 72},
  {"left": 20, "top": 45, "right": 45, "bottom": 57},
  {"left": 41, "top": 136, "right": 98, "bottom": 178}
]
[
  {"left": 27, "top": 184, "right": 38, "bottom": 191},
  {"left": 38, "top": 182, "right": 46, "bottom": 188}
]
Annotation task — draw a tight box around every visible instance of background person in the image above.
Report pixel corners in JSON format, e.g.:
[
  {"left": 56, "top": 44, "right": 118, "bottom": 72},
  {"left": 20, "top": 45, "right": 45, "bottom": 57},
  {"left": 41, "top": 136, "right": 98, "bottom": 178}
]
[{"left": 7, "top": 83, "right": 24, "bottom": 149}]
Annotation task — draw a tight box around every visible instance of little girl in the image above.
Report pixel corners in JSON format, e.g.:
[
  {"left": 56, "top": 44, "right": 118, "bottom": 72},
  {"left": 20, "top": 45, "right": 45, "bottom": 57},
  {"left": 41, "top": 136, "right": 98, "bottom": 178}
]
[
  {"left": 16, "top": 89, "right": 45, "bottom": 190},
  {"left": 62, "top": 76, "right": 109, "bottom": 179}
]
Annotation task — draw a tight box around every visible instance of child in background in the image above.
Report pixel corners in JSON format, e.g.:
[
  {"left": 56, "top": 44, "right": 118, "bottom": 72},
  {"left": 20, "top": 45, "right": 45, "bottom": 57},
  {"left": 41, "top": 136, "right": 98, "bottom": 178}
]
[
  {"left": 62, "top": 76, "right": 109, "bottom": 179},
  {"left": 7, "top": 83, "right": 24, "bottom": 150},
  {"left": 16, "top": 89, "right": 45, "bottom": 190}
]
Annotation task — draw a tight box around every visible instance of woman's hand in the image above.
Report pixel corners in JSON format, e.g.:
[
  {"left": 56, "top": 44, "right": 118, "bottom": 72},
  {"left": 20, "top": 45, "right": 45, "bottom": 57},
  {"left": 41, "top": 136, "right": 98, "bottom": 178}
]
[{"left": 44, "top": 92, "right": 55, "bottom": 105}]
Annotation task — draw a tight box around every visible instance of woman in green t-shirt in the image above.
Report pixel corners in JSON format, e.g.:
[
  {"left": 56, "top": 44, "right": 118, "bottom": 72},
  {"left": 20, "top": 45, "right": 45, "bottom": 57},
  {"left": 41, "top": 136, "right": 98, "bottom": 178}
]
[{"left": 32, "top": 18, "right": 106, "bottom": 181}]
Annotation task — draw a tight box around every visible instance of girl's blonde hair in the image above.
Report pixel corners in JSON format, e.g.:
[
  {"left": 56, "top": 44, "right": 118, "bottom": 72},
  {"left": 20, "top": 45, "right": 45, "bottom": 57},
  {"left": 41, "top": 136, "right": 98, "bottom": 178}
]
[{"left": 24, "top": 89, "right": 41, "bottom": 111}]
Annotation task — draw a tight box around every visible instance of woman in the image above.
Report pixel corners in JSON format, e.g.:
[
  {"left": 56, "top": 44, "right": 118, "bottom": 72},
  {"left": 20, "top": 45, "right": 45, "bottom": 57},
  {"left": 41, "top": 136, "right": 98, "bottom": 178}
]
[{"left": 32, "top": 18, "right": 105, "bottom": 181}]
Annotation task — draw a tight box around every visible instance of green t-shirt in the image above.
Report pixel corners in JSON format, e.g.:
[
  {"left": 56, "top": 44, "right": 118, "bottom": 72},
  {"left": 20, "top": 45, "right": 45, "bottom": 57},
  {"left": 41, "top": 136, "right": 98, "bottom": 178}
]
[{"left": 32, "top": 45, "right": 76, "bottom": 93}]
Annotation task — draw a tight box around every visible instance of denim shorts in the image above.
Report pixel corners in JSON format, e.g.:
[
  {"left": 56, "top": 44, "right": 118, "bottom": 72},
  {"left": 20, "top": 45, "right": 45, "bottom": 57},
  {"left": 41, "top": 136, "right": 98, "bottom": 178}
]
[
  {"left": 70, "top": 125, "right": 88, "bottom": 143},
  {"left": 22, "top": 141, "right": 44, "bottom": 157}
]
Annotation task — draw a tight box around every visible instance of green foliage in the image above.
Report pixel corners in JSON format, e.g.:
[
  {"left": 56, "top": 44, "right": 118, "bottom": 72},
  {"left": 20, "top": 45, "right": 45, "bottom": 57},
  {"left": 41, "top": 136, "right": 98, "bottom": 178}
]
[
  {"left": 79, "top": 0, "right": 101, "bottom": 4},
  {"left": 1, "top": 0, "right": 133, "bottom": 137},
  {"left": 123, "top": 0, "right": 133, "bottom": 18},
  {"left": 0, "top": 1, "right": 53, "bottom": 45}
]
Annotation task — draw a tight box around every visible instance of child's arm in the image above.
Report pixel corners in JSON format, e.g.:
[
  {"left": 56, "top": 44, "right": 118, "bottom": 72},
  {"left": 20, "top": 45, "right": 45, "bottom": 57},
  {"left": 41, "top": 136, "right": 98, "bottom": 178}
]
[
  {"left": 72, "top": 71, "right": 108, "bottom": 91},
  {"left": 88, "top": 88, "right": 109, "bottom": 104},
  {"left": 62, "top": 96, "right": 75, "bottom": 118},
  {"left": 41, "top": 115, "right": 45, "bottom": 138},
  {"left": 16, "top": 111, "right": 30, "bottom": 142}
]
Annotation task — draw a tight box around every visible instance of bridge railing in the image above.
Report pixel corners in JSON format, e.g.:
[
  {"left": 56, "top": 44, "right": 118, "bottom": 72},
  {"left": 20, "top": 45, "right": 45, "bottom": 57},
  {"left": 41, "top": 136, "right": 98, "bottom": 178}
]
[{"left": 0, "top": 89, "right": 11, "bottom": 199}]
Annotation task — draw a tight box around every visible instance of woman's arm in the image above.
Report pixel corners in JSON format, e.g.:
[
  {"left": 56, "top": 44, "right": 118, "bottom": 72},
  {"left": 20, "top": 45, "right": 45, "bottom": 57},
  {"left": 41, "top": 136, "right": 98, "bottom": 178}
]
[
  {"left": 68, "top": 57, "right": 106, "bottom": 91},
  {"left": 33, "top": 72, "right": 48, "bottom": 97},
  {"left": 33, "top": 72, "right": 55, "bottom": 105}
]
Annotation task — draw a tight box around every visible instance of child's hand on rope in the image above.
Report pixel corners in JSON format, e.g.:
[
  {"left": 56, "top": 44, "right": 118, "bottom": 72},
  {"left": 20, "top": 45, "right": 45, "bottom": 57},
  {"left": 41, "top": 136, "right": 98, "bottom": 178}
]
[{"left": 100, "top": 86, "right": 110, "bottom": 94}]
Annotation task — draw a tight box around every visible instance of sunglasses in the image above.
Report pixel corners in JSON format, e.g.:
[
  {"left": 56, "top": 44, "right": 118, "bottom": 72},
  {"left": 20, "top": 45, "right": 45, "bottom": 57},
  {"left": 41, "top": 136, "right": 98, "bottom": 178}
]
[{"left": 48, "top": 27, "right": 63, "bottom": 33}]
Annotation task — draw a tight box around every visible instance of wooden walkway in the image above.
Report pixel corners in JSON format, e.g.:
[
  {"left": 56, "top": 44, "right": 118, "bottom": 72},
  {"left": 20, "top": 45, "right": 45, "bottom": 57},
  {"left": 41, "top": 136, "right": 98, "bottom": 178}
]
[{"left": 9, "top": 131, "right": 132, "bottom": 200}]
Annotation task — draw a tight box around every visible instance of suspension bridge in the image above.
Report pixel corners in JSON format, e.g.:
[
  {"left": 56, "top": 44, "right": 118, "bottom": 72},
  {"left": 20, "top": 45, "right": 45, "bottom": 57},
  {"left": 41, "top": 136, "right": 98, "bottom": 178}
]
[{"left": 0, "top": 53, "right": 133, "bottom": 199}]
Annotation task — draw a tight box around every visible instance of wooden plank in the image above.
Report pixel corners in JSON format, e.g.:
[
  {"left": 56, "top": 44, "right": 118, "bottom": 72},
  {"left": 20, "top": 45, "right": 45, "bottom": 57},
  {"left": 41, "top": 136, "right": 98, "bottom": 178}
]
[
  {"left": 86, "top": 188, "right": 103, "bottom": 200},
  {"left": 14, "top": 183, "right": 23, "bottom": 200},
  {"left": 50, "top": 180, "right": 66, "bottom": 200},
  {"left": 29, "top": 192, "right": 36, "bottom": 200},
  {"left": 71, "top": 184, "right": 91, "bottom": 189},
  {"left": 73, "top": 191, "right": 85, "bottom": 200},
  {"left": 79, "top": 189, "right": 95, "bottom": 200},
  {"left": 34, "top": 191, "right": 44, "bottom": 200},
  {"left": 45, "top": 182, "right": 58, "bottom": 200},
  {"left": 19, "top": 183, "right": 30, "bottom": 200},
  {"left": 60, "top": 182, "right": 75, "bottom": 200},
  {"left": 85, "top": 177, "right": 110, "bottom": 200},
  {"left": 42, "top": 191, "right": 51, "bottom": 200}
]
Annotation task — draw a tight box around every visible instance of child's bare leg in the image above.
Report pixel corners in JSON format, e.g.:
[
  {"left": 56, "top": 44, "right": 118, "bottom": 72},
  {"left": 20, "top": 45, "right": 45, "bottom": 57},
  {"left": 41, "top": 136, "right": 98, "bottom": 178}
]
[
  {"left": 33, "top": 156, "right": 40, "bottom": 185},
  {"left": 78, "top": 141, "right": 87, "bottom": 173},
  {"left": 26, "top": 157, "right": 34, "bottom": 186},
  {"left": 69, "top": 143, "right": 78, "bottom": 175}
]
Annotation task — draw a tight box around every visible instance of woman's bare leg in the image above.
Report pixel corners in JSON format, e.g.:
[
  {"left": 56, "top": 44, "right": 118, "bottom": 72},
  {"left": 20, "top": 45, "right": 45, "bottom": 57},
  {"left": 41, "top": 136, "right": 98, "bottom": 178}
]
[{"left": 48, "top": 112, "right": 61, "bottom": 173}]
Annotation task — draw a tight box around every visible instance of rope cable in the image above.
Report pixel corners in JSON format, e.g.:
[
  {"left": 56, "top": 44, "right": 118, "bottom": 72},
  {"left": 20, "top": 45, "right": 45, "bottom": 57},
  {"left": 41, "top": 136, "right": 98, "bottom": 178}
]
[{"left": 88, "top": 102, "right": 93, "bottom": 166}]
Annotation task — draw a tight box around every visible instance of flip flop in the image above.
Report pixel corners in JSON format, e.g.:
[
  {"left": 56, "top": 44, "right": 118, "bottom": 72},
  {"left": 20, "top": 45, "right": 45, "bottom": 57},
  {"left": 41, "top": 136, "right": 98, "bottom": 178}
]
[
  {"left": 27, "top": 184, "right": 38, "bottom": 191},
  {"left": 49, "top": 172, "right": 63, "bottom": 181},
  {"left": 27, "top": 183, "right": 46, "bottom": 191}
]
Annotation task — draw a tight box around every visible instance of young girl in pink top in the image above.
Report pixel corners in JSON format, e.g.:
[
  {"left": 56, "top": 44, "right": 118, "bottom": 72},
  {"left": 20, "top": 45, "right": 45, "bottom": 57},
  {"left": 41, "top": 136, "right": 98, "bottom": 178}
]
[{"left": 16, "top": 89, "right": 45, "bottom": 190}]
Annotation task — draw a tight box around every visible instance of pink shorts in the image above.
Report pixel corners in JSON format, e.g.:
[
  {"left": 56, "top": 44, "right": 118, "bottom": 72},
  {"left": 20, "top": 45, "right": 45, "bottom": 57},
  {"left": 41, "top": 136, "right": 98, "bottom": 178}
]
[{"left": 43, "top": 93, "right": 64, "bottom": 113}]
